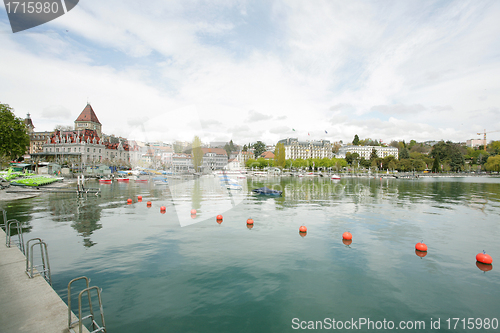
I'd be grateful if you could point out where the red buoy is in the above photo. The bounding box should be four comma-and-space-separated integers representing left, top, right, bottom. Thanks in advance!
415, 249, 427, 258
415, 242, 428, 252
247, 218, 254, 225
299, 226, 307, 233
146, 201, 152, 207
191, 209, 197, 215
127, 198, 132, 203
342, 232, 352, 240
216, 215, 223, 221
476, 251, 493, 265
138, 195, 143, 201
342, 239, 352, 246
160, 206, 166, 212
476, 261, 493, 272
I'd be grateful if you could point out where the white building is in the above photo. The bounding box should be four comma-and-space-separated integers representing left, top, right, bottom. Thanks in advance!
337, 145, 398, 159
277, 138, 332, 160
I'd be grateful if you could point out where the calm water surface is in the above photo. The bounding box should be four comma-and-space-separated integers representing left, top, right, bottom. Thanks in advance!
2, 176, 500, 332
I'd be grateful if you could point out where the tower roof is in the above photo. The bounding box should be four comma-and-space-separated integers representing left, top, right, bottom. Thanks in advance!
75, 103, 101, 124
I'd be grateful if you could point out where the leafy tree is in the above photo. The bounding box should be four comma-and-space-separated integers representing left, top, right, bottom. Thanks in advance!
332, 141, 341, 153
352, 134, 360, 146
224, 140, 236, 157
252, 141, 266, 158
432, 156, 441, 173
485, 155, 500, 172
274, 142, 286, 169
345, 152, 359, 165
359, 157, 371, 168
245, 158, 259, 169
242, 144, 248, 152
191, 136, 203, 172
369, 148, 378, 161
0, 103, 30, 160
399, 147, 410, 160
488, 141, 500, 155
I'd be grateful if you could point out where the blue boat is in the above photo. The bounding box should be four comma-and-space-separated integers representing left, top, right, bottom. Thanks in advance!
251, 187, 282, 196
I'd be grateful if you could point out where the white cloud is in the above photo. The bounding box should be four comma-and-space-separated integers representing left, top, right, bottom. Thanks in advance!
1, 0, 500, 144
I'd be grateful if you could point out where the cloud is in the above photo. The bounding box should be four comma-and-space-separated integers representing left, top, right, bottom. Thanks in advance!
41, 105, 71, 119
246, 110, 273, 122
370, 104, 426, 115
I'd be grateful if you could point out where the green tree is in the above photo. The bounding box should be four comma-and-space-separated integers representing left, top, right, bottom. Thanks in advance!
485, 155, 500, 172
432, 156, 441, 173
488, 141, 500, 155
245, 158, 259, 169
191, 136, 203, 172
352, 134, 360, 146
399, 147, 410, 160
0, 103, 30, 160
252, 141, 266, 158
242, 144, 248, 152
274, 142, 286, 169
224, 140, 236, 157
370, 148, 378, 161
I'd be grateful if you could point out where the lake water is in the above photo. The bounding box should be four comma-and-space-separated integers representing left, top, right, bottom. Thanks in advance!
2, 175, 500, 332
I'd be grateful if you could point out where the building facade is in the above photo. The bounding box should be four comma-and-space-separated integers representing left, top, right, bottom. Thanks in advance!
277, 138, 333, 160
337, 145, 399, 159
201, 148, 228, 170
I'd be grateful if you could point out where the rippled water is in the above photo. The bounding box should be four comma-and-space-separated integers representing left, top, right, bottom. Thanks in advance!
2, 176, 500, 332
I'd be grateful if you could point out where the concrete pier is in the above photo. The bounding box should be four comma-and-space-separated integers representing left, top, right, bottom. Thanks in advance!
0, 228, 89, 333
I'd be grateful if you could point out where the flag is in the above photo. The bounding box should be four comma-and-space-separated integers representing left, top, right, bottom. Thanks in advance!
308, 133, 310, 136
325, 130, 328, 134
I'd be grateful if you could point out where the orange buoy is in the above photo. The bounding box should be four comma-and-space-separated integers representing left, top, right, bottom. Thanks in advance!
146, 201, 152, 207
415, 249, 427, 258
476, 251, 493, 265
191, 209, 197, 215
247, 218, 254, 225
299, 226, 307, 233
342, 232, 352, 240
138, 195, 142, 201
127, 198, 132, 203
476, 261, 493, 272
216, 214, 223, 221
160, 206, 166, 212
415, 242, 427, 252
342, 239, 352, 246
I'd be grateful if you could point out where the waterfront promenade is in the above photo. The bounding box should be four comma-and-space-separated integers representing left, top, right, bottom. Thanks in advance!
0, 228, 89, 333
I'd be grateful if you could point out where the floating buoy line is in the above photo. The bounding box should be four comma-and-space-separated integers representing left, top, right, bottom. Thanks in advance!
124, 199, 494, 271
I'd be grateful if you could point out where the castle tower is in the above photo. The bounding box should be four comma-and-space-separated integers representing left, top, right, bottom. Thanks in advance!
74, 103, 102, 137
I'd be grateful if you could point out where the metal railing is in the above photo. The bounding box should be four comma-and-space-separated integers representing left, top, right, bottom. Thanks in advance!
68, 276, 106, 333
25, 238, 51, 285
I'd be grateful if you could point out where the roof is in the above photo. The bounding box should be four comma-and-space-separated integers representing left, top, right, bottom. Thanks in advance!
201, 148, 227, 156
24, 114, 34, 128
75, 104, 101, 124
261, 151, 275, 159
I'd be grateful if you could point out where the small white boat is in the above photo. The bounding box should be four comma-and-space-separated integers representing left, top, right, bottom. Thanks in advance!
226, 183, 242, 190
331, 174, 341, 180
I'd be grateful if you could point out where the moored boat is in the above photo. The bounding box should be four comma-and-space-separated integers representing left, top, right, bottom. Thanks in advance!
331, 174, 341, 180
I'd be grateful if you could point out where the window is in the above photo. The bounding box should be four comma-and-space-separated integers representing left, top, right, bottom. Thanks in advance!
87, 148, 89, 152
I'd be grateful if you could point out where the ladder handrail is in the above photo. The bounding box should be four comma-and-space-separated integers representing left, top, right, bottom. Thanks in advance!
68, 276, 92, 329
6, 219, 25, 254
25, 239, 51, 285
78, 286, 106, 333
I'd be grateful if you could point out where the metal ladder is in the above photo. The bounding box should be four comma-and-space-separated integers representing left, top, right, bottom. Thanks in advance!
25, 238, 51, 285
5, 219, 25, 254
68, 276, 106, 333
0, 208, 6, 229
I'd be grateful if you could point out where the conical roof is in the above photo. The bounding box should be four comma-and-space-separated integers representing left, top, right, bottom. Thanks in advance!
75, 103, 101, 124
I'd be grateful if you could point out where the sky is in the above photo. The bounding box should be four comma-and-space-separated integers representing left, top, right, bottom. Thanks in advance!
1, 0, 500, 146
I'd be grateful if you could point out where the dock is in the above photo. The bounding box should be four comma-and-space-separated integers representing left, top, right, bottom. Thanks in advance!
0, 228, 89, 333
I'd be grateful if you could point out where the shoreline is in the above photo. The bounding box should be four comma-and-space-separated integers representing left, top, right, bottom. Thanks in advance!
0, 179, 77, 202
